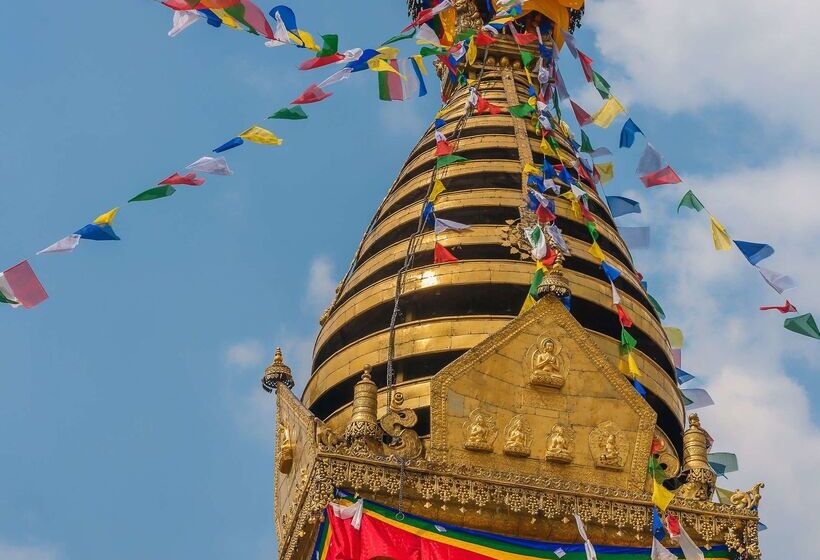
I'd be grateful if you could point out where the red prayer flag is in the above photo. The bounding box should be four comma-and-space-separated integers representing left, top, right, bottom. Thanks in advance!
536, 204, 556, 224
542, 248, 558, 267
570, 100, 592, 126
578, 51, 594, 82
291, 84, 333, 104
298, 53, 344, 70
159, 172, 204, 186
581, 205, 596, 223
1, 260, 48, 309
474, 32, 496, 47
435, 140, 453, 156
434, 242, 459, 263
576, 163, 594, 186
475, 95, 502, 115
616, 304, 633, 327
640, 165, 682, 188
760, 300, 797, 313
666, 513, 681, 539
512, 31, 538, 45
650, 436, 664, 455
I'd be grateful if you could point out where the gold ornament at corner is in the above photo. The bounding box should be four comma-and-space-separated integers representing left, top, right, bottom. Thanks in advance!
730, 483, 764, 510
527, 337, 569, 389
462, 408, 498, 452
379, 391, 423, 461
589, 420, 627, 470
276, 423, 294, 474
315, 418, 342, 451
545, 423, 575, 463
503, 415, 533, 457
261, 347, 294, 391
343, 365, 384, 455
677, 413, 717, 501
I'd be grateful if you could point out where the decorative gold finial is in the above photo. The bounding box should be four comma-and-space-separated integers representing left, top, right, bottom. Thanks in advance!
537, 234, 571, 299
677, 413, 717, 501
343, 365, 383, 454
262, 347, 294, 392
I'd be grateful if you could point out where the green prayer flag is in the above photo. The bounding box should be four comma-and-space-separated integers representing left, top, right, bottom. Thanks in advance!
620, 327, 637, 351
268, 106, 308, 120
520, 51, 535, 68
529, 268, 545, 296
381, 29, 415, 46
509, 103, 535, 118
647, 293, 666, 320
419, 46, 448, 57
316, 34, 339, 57
784, 313, 820, 340
552, 90, 561, 120
0, 291, 18, 305
580, 130, 594, 153
547, 135, 560, 154
455, 29, 477, 41
129, 185, 176, 203
585, 221, 599, 241
435, 155, 468, 169
591, 70, 611, 99
677, 190, 705, 213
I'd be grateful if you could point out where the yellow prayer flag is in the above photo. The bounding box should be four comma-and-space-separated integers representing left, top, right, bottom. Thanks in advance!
466, 38, 477, 65
212, 9, 241, 29
522, 163, 542, 176
93, 207, 119, 225
591, 96, 626, 128
368, 58, 403, 77
239, 126, 283, 146
557, 120, 572, 138
376, 46, 400, 59
524, 66, 533, 85
588, 240, 605, 262
710, 216, 732, 251
490, 16, 515, 25
411, 55, 428, 75
519, 293, 536, 315
570, 198, 582, 219
428, 180, 446, 203
664, 327, 684, 349
652, 479, 676, 512
624, 352, 641, 379
291, 30, 320, 51
595, 162, 614, 185
541, 137, 558, 157
439, 5, 456, 45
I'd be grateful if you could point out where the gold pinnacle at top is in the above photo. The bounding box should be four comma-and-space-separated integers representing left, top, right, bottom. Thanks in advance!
261, 347, 294, 392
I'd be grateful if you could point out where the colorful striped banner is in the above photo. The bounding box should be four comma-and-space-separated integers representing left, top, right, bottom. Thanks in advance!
311, 495, 732, 560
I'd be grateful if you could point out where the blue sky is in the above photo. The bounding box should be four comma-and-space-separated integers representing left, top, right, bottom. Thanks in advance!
0, 1, 817, 558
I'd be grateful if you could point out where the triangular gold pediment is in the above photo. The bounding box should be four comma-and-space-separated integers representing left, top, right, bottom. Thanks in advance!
430, 296, 657, 491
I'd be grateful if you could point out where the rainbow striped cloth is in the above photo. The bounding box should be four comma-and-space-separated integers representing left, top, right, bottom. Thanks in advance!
312, 494, 732, 559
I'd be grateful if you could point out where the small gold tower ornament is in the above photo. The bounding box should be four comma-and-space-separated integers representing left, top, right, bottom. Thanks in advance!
677, 413, 718, 501
343, 366, 383, 454
261, 347, 294, 391
537, 235, 571, 299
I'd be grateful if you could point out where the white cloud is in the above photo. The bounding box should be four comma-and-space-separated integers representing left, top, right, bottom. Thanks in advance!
0, 541, 59, 560
305, 255, 338, 312
225, 339, 266, 369
584, 0, 820, 143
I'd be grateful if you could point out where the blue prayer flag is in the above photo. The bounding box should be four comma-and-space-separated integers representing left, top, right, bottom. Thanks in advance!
619, 118, 643, 148
527, 174, 546, 192
214, 137, 244, 153
676, 368, 695, 384
606, 195, 642, 218
543, 162, 557, 179
422, 202, 435, 224
526, 191, 540, 211
561, 294, 571, 310
734, 240, 774, 265
197, 9, 222, 27
558, 167, 573, 185
652, 508, 665, 541
75, 223, 120, 241
600, 261, 621, 282
346, 49, 379, 72
434, 118, 446, 129
633, 378, 647, 397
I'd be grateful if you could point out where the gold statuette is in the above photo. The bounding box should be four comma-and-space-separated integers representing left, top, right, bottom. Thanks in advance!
589, 421, 627, 470
528, 337, 569, 389
462, 408, 498, 453
276, 423, 294, 474
545, 423, 575, 463
503, 415, 532, 457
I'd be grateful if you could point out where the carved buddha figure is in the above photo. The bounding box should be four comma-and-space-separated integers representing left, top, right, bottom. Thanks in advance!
545, 423, 574, 463
600, 434, 621, 466
276, 423, 294, 474
589, 421, 626, 470
463, 408, 497, 452
503, 415, 532, 457
530, 337, 567, 389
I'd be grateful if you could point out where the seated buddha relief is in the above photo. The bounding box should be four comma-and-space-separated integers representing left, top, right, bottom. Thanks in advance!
589, 420, 627, 470
462, 408, 498, 453
527, 337, 569, 389
544, 423, 575, 463
503, 415, 532, 457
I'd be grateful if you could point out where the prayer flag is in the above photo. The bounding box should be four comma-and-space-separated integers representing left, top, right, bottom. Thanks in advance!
382, 28, 416, 46
414, 24, 442, 46
578, 51, 594, 82
759, 300, 797, 313
652, 508, 665, 541
159, 172, 204, 186
268, 106, 307, 120
601, 261, 621, 282
708, 452, 738, 474
677, 190, 704, 213
591, 97, 625, 128
572, 513, 597, 560
93, 208, 119, 226
636, 144, 663, 175
548, 224, 570, 254
525, 226, 548, 260
619, 119, 643, 148
378, 58, 427, 101
129, 185, 176, 203
239, 125, 282, 145
651, 539, 677, 560
641, 166, 682, 188
368, 57, 402, 75
562, 31, 579, 58
434, 218, 470, 234
428, 180, 446, 202
571, 100, 592, 126
436, 155, 467, 168
434, 242, 458, 263
422, 202, 435, 225
664, 327, 684, 348
168, 10, 200, 37
0, 261, 48, 308
554, 67, 571, 100
37, 234, 81, 256
75, 223, 119, 241
401, 0, 452, 32
620, 327, 637, 351
316, 33, 339, 57
186, 156, 232, 176
606, 196, 641, 218
529, 267, 546, 297
509, 103, 535, 118
648, 293, 665, 319
588, 240, 605, 262
616, 304, 633, 327
435, 139, 453, 156
652, 479, 675, 511
214, 137, 244, 153
474, 31, 496, 47
784, 313, 820, 340
710, 216, 732, 251
475, 94, 502, 114
594, 162, 614, 185
591, 71, 611, 99
318, 67, 353, 88
620, 226, 650, 249
298, 53, 344, 70
756, 265, 797, 294
291, 83, 332, 104
676, 368, 695, 384
512, 30, 538, 45
682, 388, 714, 410
678, 523, 706, 560
520, 293, 536, 314
734, 240, 774, 265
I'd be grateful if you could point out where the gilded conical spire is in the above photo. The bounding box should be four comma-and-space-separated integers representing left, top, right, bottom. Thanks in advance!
261, 347, 294, 392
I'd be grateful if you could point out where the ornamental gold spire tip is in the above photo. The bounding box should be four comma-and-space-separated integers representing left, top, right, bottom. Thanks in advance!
262, 346, 294, 392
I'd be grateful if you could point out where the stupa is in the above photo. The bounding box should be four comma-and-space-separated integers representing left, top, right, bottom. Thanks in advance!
264, 1, 763, 558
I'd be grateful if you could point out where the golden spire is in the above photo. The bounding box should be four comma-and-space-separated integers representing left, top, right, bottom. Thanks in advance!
343, 365, 382, 453
261, 347, 294, 392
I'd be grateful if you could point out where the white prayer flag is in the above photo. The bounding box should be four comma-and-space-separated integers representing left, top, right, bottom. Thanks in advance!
562, 31, 579, 59
415, 24, 442, 47
637, 143, 663, 175
329, 499, 364, 530
37, 234, 81, 256
434, 218, 470, 234
651, 538, 678, 560
319, 67, 353, 89
678, 523, 705, 560
186, 156, 233, 176
756, 265, 797, 294
572, 513, 598, 560
524, 226, 547, 260
169, 10, 200, 38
